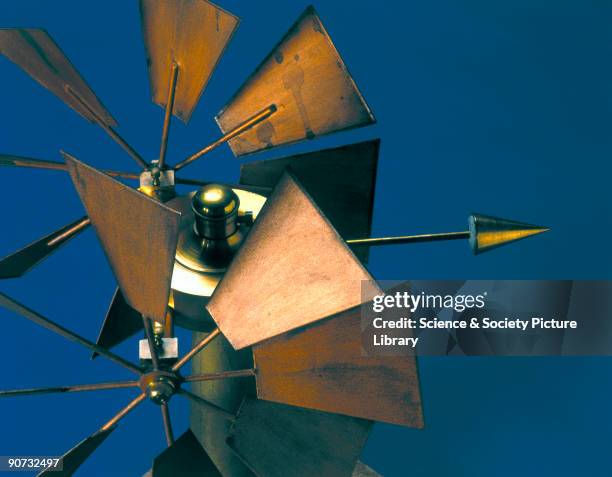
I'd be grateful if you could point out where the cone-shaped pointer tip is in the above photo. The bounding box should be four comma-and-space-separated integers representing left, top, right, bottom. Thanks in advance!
468, 213, 549, 255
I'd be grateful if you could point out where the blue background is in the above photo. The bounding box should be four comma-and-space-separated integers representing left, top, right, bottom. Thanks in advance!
1, 1, 611, 475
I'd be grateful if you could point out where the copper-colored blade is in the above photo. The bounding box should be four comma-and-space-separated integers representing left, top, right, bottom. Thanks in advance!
239, 140, 380, 263
92, 288, 143, 359
0, 29, 116, 126
140, 0, 239, 123
253, 303, 423, 428
64, 152, 181, 323
207, 171, 381, 349
190, 332, 256, 477
227, 399, 372, 477
151, 429, 221, 477
37, 427, 115, 477
353, 461, 381, 477
0, 216, 90, 279
216, 6, 375, 156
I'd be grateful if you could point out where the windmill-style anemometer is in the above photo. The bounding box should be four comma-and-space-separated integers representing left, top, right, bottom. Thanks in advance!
0, 2, 549, 476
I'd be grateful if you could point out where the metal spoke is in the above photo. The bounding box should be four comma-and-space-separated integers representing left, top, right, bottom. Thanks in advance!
142, 315, 161, 370
0, 380, 139, 398
347, 231, 470, 247
65, 85, 148, 169
0, 292, 142, 375
177, 389, 235, 422
173, 105, 277, 171
158, 62, 179, 169
160, 403, 174, 447
183, 369, 255, 383
100, 393, 147, 431
171, 328, 221, 372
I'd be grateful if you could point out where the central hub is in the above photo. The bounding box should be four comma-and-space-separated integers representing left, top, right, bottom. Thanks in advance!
192, 184, 240, 239
139, 371, 181, 405
175, 184, 247, 273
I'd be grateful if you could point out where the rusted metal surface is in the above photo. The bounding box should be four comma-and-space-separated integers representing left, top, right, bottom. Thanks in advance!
239, 139, 380, 263
0, 28, 116, 126
227, 399, 372, 477
151, 430, 221, 477
190, 332, 256, 477
92, 288, 143, 359
253, 303, 424, 428
207, 172, 380, 349
64, 153, 181, 323
37, 428, 116, 477
216, 6, 375, 156
140, 0, 239, 123
0, 216, 90, 279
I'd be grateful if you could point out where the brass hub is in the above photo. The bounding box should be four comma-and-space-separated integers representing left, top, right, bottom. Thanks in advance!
139, 371, 181, 405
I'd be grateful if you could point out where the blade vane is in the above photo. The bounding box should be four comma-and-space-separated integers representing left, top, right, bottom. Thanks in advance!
140, 0, 239, 123
228, 399, 372, 477
207, 171, 380, 349
64, 153, 181, 323
216, 6, 375, 156
253, 301, 424, 428
239, 140, 380, 263
0, 28, 116, 126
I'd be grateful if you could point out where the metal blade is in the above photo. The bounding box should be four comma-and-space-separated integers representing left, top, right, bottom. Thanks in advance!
469, 213, 550, 254
227, 399, 372, 477
37, 428, 115, 477
353, 461, 381, 477
253, 302, 423, 428
216, 6, 375, 156
0, 216, 90, 279
151, 429, 221, 477
207, 171, 381, 349
0, 29, 116, 126
140, 0, 239, 123
92, 288, 143, 359
239, 139, 380, 263
64, 152, 181, 323
190, 332, 256, 477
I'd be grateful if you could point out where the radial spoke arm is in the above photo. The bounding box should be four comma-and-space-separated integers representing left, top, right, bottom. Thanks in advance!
173, 104, 277, 171
183, 369, 256, 383
100, 393, 147, 431
65, 86, 149, 170
158, 62, 179, 169
0, 292, 142, 375
0, 380, 139, 398
171, 328, 221, 372
160, 403, 175, 447
142, 315, 161, 371
0, 216, 91, 279
346, 231, 470, 247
